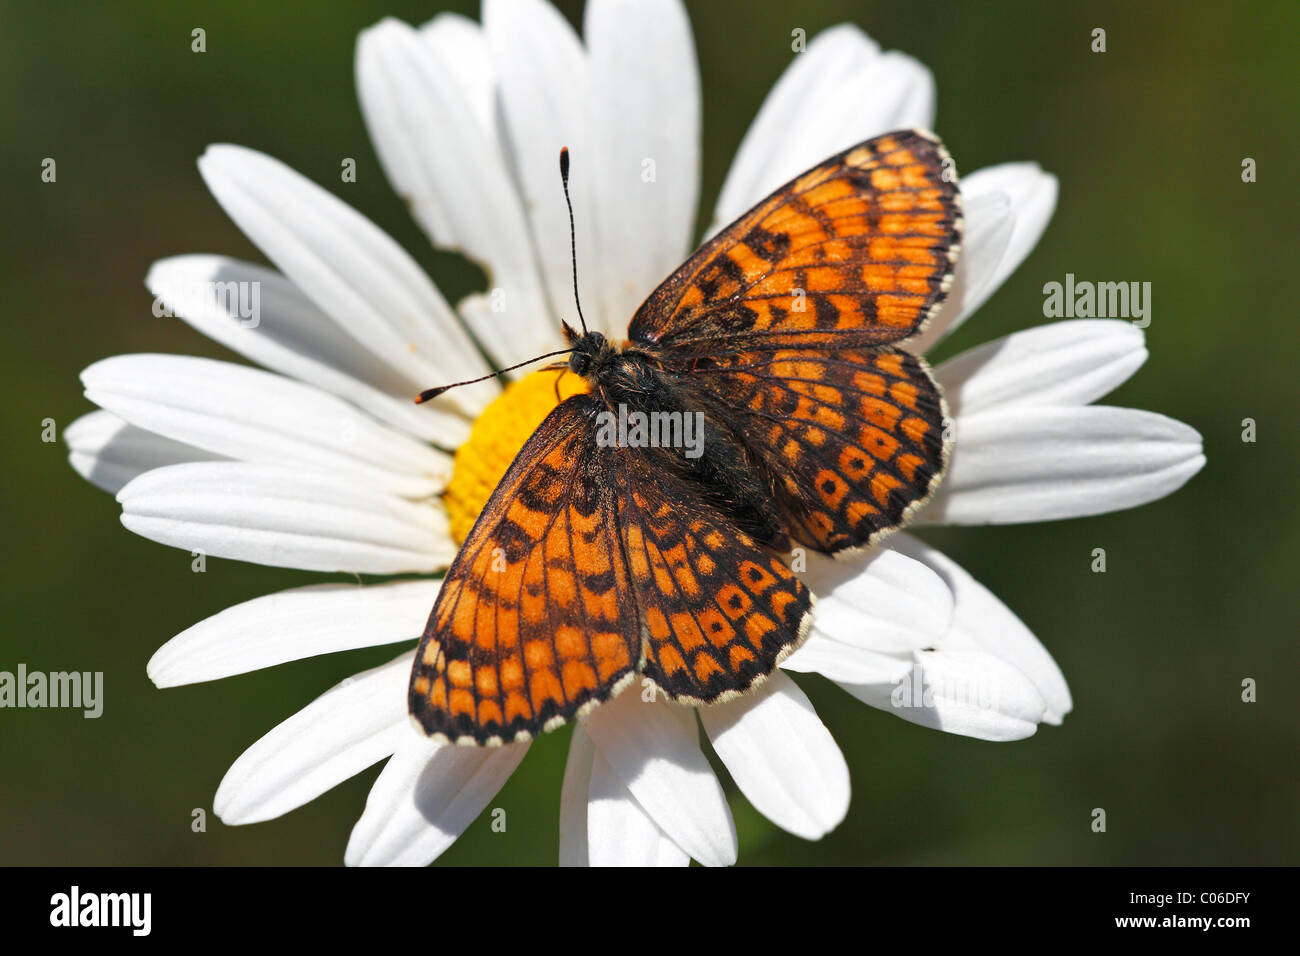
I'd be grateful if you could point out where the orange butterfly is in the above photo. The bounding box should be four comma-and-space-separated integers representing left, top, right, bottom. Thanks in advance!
410, 130, 961, 745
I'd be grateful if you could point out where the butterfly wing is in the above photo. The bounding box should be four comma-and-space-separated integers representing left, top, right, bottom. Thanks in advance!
410, 394, 814, 742
625, 129, 959, 555
410, 395, 642, 745
628, 129, 960, 354
610, 441, 812, 705
681, 346, 948, 554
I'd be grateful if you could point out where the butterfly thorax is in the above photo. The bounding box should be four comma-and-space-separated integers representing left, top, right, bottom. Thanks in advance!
565, 326, 790, 550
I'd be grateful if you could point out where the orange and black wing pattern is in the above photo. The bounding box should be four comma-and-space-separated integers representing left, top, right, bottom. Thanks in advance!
411, 129, 959, 742
410, 393, 815, 742
410, 395, 641, 745
628, 129, 961, 354
611, 446, 813, 705
683, 347, 948, 555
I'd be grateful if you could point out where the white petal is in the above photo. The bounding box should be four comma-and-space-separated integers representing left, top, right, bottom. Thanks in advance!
838, 646, 1048, 741
558, 725, 596, 866
148, 579, 438, 687
82, 354, 450, 498
891, 534, 1071, 722
782, 633, 911, 686
916, 162, 1058, 349
356, 18, 560, 368
700, 672, 849, 840
485, 0, 603, 331
345, 734, 528, 867
712, 26, 934, 229
146, 255, 471, 446
581, 689, 736, 866
801, 547, 952, 654
418, 15, 498, 146
716, 25, 874, 225
197, 144, 496, 416
586, 0, 700, 331
64, 409, 218, 494
588, 749, 690, 867
564, 722, 691, 867
455, 291, 567, 381
962, 163, 1059, 281
924, 406, 1206, 524
819, 541, 1066, 740
937, 320, 1148, 417
116, 462, 455, 573
215, 652, 413, 825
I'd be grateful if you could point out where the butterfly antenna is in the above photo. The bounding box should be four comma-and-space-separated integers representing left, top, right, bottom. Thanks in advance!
414, 349, 575, 404
559, 147, 589, 336
418, 149, 589, 406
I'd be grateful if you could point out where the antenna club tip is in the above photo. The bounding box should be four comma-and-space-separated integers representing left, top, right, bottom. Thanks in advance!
559, 147, 570, 178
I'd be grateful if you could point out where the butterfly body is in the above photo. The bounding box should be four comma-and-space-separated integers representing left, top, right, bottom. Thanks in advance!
412, 130, 962, 745
566, 324, 792, 549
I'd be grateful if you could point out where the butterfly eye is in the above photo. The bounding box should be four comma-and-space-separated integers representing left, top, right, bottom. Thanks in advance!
569, 352, 591, 375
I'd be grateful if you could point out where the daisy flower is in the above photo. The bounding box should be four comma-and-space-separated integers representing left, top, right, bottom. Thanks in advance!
66, 0, 1204, 867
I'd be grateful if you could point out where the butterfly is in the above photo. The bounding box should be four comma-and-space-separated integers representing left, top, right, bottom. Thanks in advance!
410, 129, 962, 745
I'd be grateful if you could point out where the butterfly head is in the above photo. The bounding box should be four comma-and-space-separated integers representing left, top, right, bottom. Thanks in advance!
563, 322, 616, 379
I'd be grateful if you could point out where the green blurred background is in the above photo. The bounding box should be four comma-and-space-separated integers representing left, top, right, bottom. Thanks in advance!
2, 0, 1296, 865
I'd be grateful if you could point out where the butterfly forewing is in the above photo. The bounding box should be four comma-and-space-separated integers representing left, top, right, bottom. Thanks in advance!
628, 129, 960, 353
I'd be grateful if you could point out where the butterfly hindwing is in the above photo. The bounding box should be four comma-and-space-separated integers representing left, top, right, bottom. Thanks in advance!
679, 346, 948, 554
410, 395, 641, 745
611, 445, 813, 704
628, 129, 961, 353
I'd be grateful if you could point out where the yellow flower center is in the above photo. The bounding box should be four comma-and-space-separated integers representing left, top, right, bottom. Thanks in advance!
443, 368, 590, 544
